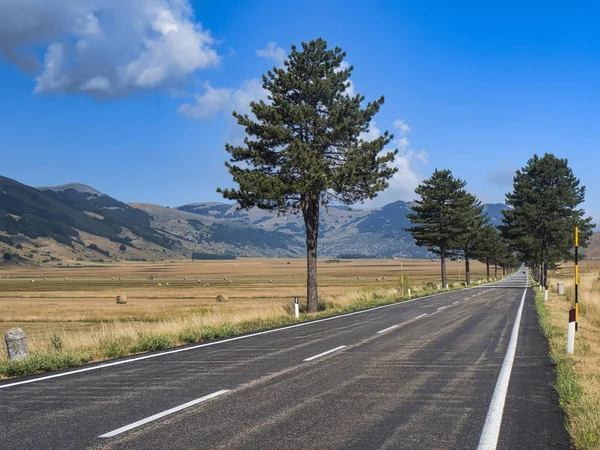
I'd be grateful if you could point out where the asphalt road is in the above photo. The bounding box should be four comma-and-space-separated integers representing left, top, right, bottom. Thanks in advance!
0, 270, 570, 449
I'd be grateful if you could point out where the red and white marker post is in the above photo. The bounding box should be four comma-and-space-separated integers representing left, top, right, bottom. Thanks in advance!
567, 308, 576, 354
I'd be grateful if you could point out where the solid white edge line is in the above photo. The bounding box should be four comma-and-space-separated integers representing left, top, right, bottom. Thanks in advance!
414, 313, 428, 319
98, 389, 230, 438
376, 324, 399, 334
0, 273, 521, 390
452, 301, 460, 305
303, 345, 347, 362
477, 287, 527, 450
437, 306, 447, 311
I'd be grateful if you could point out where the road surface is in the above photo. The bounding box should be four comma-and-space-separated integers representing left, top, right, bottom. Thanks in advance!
0, 270, 570, 449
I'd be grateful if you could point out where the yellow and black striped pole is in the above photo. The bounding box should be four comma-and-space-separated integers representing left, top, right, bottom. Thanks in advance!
575, 226, 579, 332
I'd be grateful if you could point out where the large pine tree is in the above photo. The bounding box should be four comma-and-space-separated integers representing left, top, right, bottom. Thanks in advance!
501, 153, 594, 286
218, 39, 397, 312
404, 169, 471, 288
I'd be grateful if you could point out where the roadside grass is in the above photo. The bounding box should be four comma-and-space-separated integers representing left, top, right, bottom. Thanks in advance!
0, 277, 493, 379
536, 269, 600, 450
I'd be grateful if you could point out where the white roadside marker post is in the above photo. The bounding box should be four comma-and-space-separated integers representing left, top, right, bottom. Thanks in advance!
407, 288, 411, 299
544, 286, 549, 302
294, 296, 299, 319
567, 308, 576, 354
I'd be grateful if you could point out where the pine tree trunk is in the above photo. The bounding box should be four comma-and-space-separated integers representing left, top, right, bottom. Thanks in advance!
303, 196, 319, 313
441, 253, 447, 289
502, 266, 506, 277
494, 264, 498, 279
465, 257, 471, 286
486, 259, 490, 282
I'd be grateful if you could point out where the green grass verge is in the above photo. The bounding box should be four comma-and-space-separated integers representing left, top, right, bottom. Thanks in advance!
535, 290, 600, 449
0, 280, 494, 380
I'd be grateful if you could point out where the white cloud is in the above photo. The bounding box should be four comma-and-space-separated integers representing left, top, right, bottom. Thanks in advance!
178, 78, 267, 118
393, 119, 411, 135
396, 136, 410, 150
0, 0, 220, 97
179, 78, 269, 145
360, 121, 381, 142
337, 60, 355, 97
363, 118, 429, 206
256, 42, 286, 66
178, 83, 234, 119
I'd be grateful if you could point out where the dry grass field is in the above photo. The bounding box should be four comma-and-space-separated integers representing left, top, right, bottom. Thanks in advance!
0, 258, 491, 371
542, 260, 600, 449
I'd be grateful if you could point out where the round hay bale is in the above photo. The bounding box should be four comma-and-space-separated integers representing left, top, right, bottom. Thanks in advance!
31, 279, 35, 283
64, 277, 68, 281
119, 277, 123, 281
116, 295, 127, 304
357, 276, 360, 279
197, 279, 202, 283
228, 279, 232, 283
147, 275, 154, 280
157, 283, 163, 287
111, 277, 115, 280
216, 294, 228, 303
43, 277, 47, 280
205, 283, 210, 287
269, 279, 273, 283
293, 276, 297, 279
183, 277, 188, 280
165, 282, 169, 287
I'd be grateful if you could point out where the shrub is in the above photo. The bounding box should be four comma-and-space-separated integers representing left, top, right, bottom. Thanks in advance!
0, 352, 93, 378
100, 338, 131, 359
132, 334, 173, 353
178, 328, 200, 344
49, 333, 64, 352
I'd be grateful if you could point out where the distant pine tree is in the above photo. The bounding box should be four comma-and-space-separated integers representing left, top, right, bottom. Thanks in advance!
404, 169, 472, 288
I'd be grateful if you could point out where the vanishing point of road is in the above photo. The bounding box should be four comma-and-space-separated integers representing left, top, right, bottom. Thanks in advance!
0, 270, 570, 449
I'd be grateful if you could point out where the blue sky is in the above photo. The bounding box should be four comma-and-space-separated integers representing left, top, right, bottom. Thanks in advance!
0, 0, 598, 222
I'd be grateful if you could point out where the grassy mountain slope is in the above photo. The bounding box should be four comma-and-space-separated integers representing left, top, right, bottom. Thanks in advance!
0, 174, 514, 263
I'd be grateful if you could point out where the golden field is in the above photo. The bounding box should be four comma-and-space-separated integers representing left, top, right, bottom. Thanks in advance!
0, 258, 490, 365
544, 260, 600, 449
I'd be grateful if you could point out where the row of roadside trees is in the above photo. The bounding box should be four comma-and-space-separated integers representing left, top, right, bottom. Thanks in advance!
404, 154, 594, 289
404, 169, 518, 289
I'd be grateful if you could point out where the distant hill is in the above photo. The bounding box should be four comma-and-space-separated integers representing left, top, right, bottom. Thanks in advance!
0, 174, 511, 263
483, 203, 509, 227
584, 232, 600, 260
174, 199, 509, 259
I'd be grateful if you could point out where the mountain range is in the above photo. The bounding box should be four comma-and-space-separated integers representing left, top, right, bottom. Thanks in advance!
0, 174, 512, 263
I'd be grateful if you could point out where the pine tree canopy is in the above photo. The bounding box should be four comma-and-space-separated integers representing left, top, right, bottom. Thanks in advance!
217, 38, 398, 212
454, 191, 486, 258
501, 153, 595, 269
404, 169, 470, 256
